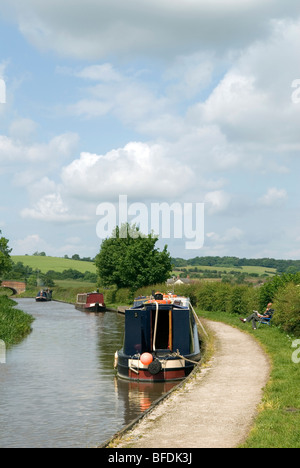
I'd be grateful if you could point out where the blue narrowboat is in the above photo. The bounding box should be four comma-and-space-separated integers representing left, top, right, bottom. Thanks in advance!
35, 289, 52, 302
115, 293, 201, 382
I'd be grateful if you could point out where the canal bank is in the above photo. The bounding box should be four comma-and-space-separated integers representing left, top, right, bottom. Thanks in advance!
104, 320, 270, 449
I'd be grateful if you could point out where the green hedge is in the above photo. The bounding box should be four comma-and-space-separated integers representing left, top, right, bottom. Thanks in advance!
103, 274, 300, 337
273, 283, 300, 336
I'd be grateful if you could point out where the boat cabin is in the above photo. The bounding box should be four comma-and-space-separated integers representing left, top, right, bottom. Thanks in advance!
117, 296, 201, 382
76, 292, 106, 313
123, 303, 197, 357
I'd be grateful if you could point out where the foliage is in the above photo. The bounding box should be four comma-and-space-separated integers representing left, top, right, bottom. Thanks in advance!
0, 296, 34, 346
259, 272, 300, 309
190, 282, 260, 316
273, 283, 300, 336
9, 259, 97, 285
171, 255, 300, 274
95, 224, 172, 290
0, 231, 13, 278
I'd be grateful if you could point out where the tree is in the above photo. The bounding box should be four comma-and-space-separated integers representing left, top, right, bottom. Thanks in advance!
95, 224, 172, 290
0, 231, 13, 278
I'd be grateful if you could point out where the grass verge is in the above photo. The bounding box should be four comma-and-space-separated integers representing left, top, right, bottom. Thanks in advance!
198, 309, 300, 448
0, 295, 34, 347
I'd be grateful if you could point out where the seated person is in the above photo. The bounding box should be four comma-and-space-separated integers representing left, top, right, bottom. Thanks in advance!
239, 303, 273, 330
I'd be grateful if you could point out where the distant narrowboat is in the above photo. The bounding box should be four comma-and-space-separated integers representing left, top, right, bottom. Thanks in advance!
75, 292, 106, 313
115, 293, 201, 382
36, 289, 52, 302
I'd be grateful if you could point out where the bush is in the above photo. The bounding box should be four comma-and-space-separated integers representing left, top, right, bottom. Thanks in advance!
273, 283, 300, 336
194, 282, 259, 316
103, 288, 117, 305
227, 285, 259, 315
0, 296, 34, 346
259, 272, 300, 310
115, 288, 133, 305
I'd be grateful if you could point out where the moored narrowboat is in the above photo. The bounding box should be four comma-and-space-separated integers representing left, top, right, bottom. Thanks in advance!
36, 289, 52, 302
75, 292, 106, 313
115, 293, 201, 382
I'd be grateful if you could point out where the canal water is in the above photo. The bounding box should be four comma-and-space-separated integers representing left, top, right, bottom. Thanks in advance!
0, 299, 177, 448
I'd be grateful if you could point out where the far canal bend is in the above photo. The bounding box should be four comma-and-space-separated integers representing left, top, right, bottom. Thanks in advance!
0, 299, 178, 448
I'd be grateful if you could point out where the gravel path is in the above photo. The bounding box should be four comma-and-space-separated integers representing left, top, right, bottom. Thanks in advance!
111, 320, 270, 449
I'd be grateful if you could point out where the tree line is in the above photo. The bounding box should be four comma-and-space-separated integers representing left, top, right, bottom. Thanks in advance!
171, 256, 300, 273
9, 262, 97, 286
32, 252, 95, 262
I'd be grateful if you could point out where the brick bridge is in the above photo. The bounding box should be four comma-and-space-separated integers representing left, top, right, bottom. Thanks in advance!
1, 281, 26, 295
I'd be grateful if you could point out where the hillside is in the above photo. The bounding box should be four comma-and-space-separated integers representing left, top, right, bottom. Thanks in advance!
12, 256, 96, 274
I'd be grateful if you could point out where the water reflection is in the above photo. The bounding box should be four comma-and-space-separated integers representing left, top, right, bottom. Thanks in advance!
0, 299, 178, 448
116, 379, 177, 425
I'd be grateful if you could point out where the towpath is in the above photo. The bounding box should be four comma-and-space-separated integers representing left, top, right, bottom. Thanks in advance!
109, 320, 270, 448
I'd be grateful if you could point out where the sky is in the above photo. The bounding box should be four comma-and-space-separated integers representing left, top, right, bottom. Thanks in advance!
0, 0, 300, 260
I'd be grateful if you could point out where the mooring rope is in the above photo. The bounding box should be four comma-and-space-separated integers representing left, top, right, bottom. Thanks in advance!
190, 303, 209, 338
171, 350, 201, 366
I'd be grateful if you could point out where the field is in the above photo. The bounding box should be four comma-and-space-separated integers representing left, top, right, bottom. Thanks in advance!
173, 264, 276, 275
12, 256, 276, 280
12, 256, 97, 274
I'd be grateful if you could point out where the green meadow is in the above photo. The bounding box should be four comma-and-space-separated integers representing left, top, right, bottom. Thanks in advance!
12, 255, 96, 274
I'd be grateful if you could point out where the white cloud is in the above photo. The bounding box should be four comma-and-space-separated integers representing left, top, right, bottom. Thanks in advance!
199, 72, 269, 129
75, 64, 121, 82
21, 192, 89, 223
204, 191, 232, 214
258, 188, 288, 206
61, 141, 194, 201
12, 233, 92, 257
0, 132, 79, 167
2, 0, 299, 59
12, 234, 48, 255
9, 118, 38, 143
206, 227, 244, 243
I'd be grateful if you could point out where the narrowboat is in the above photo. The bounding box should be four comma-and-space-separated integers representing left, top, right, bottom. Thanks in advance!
75, 291, 106, 313
36, 289, 52, 302
115, 293, 201, 382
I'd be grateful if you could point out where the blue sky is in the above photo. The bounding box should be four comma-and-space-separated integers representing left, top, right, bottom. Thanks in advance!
1, 0, 300, 260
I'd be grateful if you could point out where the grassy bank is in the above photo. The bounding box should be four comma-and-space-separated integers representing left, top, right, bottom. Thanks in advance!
198, 309, 300, 448
0, 295, 35, 347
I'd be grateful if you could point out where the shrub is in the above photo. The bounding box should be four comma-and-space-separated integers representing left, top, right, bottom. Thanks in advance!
273, 283, 300, 336
0, 296, 34, 346
115, 288, 133, 305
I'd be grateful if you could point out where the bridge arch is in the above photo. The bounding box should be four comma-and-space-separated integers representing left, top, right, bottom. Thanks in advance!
1, 281, 26, 296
